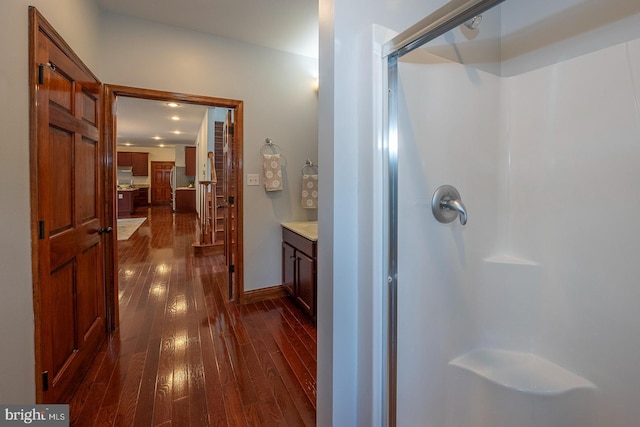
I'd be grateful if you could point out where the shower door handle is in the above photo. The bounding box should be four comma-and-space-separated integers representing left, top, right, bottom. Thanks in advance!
432, 185, 468, 225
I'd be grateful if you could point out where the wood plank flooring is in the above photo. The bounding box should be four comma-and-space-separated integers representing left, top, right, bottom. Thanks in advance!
69, 205, 317, 426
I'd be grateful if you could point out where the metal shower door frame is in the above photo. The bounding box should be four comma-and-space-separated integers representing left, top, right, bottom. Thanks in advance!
381, 0, 506, 425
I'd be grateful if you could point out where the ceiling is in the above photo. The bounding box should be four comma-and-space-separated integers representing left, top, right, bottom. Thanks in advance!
116, 97, 210, 148
101, 0, 318, 149
97, 0, 319, 59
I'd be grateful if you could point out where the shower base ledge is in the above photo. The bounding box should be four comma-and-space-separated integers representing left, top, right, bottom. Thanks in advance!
449, 348, 595, 394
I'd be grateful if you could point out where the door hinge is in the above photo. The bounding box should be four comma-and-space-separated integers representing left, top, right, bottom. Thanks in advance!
42, 371, 49, 391
39, 221, 45, 240
37, 62, 55, 85
229, 264, 235, 274
38, 64, 45, 85
228, 195, 234, 205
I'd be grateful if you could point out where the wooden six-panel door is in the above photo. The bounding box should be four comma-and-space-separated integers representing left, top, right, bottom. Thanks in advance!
151, 161, 174, 205
30, 8, 107, 403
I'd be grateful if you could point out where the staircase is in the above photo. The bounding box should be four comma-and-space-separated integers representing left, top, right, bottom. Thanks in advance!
214, 122, 226, 243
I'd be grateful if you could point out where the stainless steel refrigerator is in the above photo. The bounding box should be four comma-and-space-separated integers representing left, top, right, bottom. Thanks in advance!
170, 166, 190, 211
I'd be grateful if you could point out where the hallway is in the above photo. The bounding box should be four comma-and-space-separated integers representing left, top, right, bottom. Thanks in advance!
69, 206, 317, 426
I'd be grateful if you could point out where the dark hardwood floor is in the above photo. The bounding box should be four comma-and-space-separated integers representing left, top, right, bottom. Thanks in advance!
69, 205, 317, 426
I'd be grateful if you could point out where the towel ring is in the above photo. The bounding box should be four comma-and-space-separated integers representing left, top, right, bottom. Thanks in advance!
302, 159, 318, 175
260, 137, 281, 155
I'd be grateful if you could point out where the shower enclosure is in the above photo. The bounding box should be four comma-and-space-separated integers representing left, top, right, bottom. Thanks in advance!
384, 0, 640, 425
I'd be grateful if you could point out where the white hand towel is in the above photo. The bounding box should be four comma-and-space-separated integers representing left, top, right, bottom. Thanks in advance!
263, 153, 282, 192
302, 174, 318, 209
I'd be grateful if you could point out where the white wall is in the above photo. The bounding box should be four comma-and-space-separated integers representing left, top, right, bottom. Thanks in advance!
0, 0, 101, 403
500, 39, 640, 427
99, 11, 318, 292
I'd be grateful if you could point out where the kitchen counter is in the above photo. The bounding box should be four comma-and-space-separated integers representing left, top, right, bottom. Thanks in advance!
117, 184, 150, 192
281, 221, 318, 241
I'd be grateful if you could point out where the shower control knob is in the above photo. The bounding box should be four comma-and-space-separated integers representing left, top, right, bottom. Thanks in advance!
432, 185, 468, 226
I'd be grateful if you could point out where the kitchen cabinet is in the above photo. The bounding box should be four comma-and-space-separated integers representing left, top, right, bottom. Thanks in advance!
134, 187, 148, 208
282, 226, 317, 323
117, 151, 148, 176
185, 146, 196, 176
117, 152, 132, 166
131, 152, 148, 176
185, 146, 196, 177
175, 188, 196, 212
117, 190, 135, 216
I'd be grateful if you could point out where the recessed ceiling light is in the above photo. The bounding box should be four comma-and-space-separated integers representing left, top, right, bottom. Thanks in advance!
124, 142, 132, 146
172, 130, 182, 135
159, 144, 165, 148
151, 136, 162, 140
166, 102, 180, 108
171, 116, 181, 121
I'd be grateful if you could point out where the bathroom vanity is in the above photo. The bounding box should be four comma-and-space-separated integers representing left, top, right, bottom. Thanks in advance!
281, 222, 317, 323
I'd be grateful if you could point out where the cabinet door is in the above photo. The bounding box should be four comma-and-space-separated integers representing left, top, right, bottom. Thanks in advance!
132, 152, 148, 176
282, 242, 296, 296
185, 146, 196, 176
175, 190, 196, 212
117, 191, 133, 216
134, 188, 148, 207
117, 151, 132, 166
296, 251, 316, 319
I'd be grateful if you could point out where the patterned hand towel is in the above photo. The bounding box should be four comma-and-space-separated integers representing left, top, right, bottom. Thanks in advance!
302, 174, 318, 209
263, 153, 282, 192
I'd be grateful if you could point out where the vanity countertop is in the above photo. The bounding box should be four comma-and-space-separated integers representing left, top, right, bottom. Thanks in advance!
281, 221, 318, 241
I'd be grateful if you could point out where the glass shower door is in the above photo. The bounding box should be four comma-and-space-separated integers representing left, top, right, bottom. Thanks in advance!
389, 0, 640, 425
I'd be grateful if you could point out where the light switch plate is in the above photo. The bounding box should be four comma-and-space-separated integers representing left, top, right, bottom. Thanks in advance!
247, 174, 260, 186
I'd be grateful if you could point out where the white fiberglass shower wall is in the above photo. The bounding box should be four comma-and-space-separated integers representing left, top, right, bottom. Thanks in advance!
390, 1, 640, 425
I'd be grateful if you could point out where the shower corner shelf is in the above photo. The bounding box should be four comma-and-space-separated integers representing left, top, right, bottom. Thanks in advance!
483, 255, 538, 266
448, 348, 595, 395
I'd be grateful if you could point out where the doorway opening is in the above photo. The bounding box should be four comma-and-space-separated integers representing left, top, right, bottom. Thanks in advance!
104, 85, 244, 332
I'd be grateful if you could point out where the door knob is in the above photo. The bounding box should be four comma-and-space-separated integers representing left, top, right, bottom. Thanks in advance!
98, 226, 113, 234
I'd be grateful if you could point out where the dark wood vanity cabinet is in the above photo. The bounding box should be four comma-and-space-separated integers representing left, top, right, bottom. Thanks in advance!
282, 227, 317, 323
282, 242, 296, 296
295, 251, 315, 318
